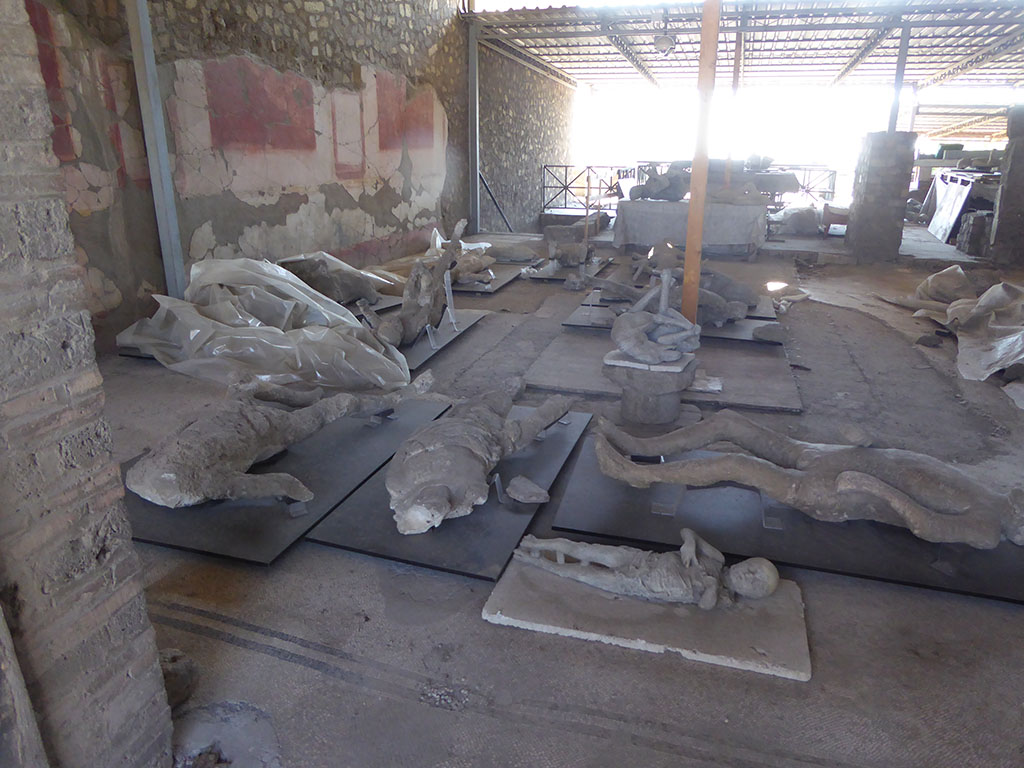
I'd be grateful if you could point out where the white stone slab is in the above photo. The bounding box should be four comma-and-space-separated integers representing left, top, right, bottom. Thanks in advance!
483, 558, 811, 681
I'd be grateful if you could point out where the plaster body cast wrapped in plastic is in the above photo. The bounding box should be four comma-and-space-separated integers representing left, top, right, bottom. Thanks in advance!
117, 258, 410, 394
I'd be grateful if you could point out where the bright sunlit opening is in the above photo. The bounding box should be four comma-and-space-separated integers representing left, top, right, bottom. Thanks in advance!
765, 281, 789, 292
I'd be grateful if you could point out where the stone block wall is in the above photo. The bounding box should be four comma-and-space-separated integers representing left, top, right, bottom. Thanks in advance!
845, 131, 916, 263
479, 47, 574, 233
25, 0, 470, 344
25, 0, 166, 350
990, 135, 1024, 266
0, 0, 172, 763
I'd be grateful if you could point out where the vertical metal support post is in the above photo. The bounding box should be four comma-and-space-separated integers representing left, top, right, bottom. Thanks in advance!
125, 0, 186, 298
889, 24, 911, 133
468, 21, 481, 235
681, 0, 721, 323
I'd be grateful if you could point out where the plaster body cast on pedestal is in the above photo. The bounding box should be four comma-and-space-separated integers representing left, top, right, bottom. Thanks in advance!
386, 382, 572, 534
515, 529, 779, 610
126, 375, 431, 507
593, 273, 750, 328
595, 410, 1024, 549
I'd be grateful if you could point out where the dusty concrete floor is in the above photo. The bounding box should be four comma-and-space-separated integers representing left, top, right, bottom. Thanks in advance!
100, 254, 1024, 767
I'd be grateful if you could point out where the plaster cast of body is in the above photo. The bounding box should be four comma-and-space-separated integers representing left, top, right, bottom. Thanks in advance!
595, 410, 1024, 549
592, 275, 747, 329
515, 529, 779, 609
386, 383, 572, 534
126, 378, 429, 508
278, 254, 382, 305
358, 222, 465, 346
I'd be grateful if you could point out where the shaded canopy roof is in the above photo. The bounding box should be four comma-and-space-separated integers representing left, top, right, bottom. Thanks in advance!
468, 2, 1024, 139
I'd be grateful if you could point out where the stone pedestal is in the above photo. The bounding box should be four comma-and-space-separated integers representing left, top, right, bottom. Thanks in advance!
603, 351, 698, 425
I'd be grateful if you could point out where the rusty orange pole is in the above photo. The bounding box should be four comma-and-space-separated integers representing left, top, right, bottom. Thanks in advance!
681, 0, 722, 322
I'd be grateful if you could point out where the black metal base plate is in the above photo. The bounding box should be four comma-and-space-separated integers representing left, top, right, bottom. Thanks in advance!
562, 304, 781, 344
401, 309, 487, 370
306, 409, 592, 580
552, 436, 1024, 603
123, 398, 449, 564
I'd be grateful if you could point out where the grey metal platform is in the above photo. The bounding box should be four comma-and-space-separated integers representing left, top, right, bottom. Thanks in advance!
525, 332, 803, 413
401, 309, 488, 370
581, 291, 777, 320
123, 398, 449, 564
551, 436, 1024, 603
306, 408, 592, 580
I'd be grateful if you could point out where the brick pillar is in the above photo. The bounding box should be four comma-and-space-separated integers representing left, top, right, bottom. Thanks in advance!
845, 131, 916, 262
990, 108, 1024, 266
0, 0, 172, 765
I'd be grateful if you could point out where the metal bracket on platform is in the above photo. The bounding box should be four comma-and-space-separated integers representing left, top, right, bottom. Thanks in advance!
365, 407, 398, 427
287, 501, 309, 518
761, 496, 786, 531
425, 323, 441, 350
443, 271, 459, 331
490, 472, 509, 505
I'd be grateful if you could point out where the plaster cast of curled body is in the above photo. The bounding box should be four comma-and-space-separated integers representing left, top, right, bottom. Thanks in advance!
594, 410, 1024, 550
386, 382, 572, 534
515, 529, 779, 610
358, 221, 466, 347
126, 375, 431, 508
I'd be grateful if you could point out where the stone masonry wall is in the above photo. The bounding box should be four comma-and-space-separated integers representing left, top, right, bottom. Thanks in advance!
990, 109, 1024, 266
0, 0, 172, 764
147, 0, 470, 242
28, 0, 468, 341
845, 130, 916, 263
26, 0, 166, 349
479, 47, 574, 233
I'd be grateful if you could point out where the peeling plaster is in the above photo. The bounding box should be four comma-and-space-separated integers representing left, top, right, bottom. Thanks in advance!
165, 55, 448, 267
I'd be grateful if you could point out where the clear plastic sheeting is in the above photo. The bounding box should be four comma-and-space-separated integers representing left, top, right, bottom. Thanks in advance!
915, 282, 1024, 382
117, 258, 410, 394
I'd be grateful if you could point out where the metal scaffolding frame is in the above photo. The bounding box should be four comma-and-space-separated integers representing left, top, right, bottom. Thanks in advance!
465, 1, 1024, 140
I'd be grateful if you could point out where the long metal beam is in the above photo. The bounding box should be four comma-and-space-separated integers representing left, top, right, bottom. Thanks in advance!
470, 4, 1024, 28
681, 0, 721, 323
603, 26, 658, 86
124, 0, 186, 298
468, 21, 481, 235
479, 15, 1024, 42
478, 39, 577, 89
918, 26, 1024, 88
928, 110, 1007, 137
832, 17, 899, 84
732, 28, 744, 90
888, 24, 912, 132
